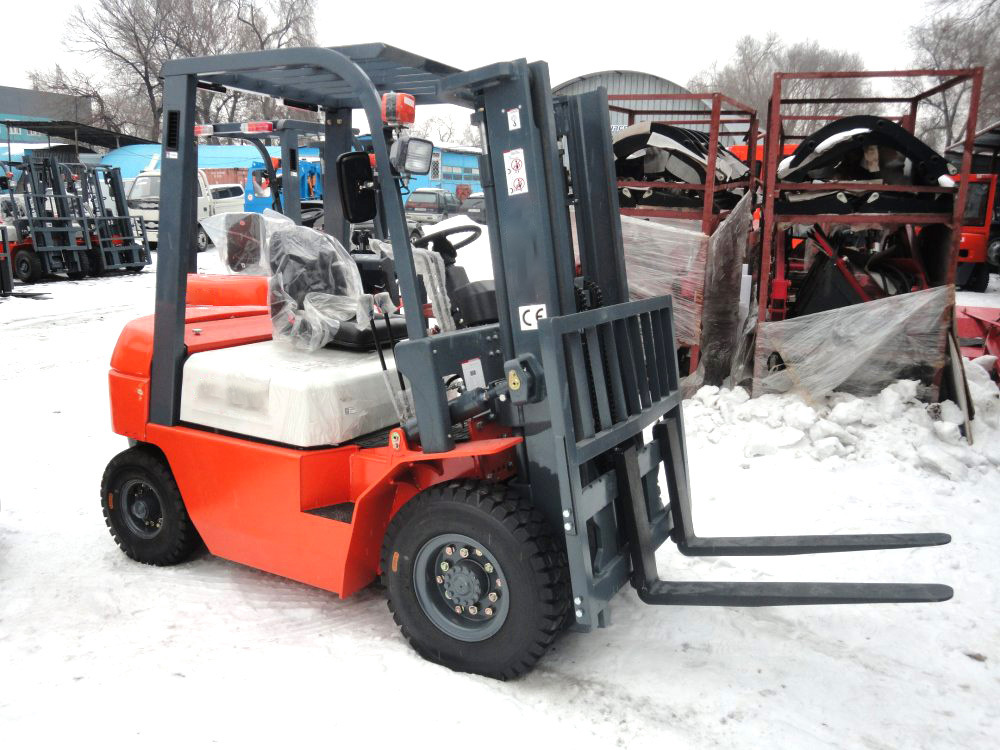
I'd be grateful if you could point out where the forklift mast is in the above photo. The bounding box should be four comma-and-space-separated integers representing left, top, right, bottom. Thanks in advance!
148, 45, 950, 631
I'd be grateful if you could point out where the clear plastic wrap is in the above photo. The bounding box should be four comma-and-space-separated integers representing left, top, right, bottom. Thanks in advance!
620, 215, 708, 347
371, 238, 456, 331
202, 209, 294, 274
753, 286, 952, 399
690, 192, 753, 387
267, 224, 364, 351
179, 340, 402, 447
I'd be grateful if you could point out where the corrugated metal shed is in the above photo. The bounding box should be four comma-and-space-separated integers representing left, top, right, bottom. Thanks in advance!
552, 70, 710, 132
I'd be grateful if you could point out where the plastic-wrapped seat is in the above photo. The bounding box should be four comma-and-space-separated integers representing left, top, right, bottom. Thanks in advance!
268, 224, 407, 351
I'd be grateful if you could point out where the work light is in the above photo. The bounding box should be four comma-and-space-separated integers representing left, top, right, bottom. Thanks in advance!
390, 136, 434, 175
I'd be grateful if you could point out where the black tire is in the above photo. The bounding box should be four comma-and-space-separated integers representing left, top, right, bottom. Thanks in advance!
963, 263, 991, 293
381, 480, 569, 679
13, 249, 42, 283
100, 445, 201, 566
86, 249, 108, 277
67, 252, 90, 280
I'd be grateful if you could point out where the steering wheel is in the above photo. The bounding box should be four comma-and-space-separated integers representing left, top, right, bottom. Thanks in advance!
412, 224, 482, 251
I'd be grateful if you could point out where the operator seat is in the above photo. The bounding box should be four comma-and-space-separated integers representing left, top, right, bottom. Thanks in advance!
420, 232, 499, 327
268, 225, 408, 350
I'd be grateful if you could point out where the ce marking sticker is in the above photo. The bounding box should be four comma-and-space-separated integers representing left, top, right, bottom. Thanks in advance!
518, 304, 547, 330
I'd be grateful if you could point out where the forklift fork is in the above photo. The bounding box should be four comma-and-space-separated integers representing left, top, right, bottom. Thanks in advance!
615, 418, 952, 607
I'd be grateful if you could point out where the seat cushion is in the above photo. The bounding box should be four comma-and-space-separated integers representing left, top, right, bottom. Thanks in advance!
180, 340, 400, 447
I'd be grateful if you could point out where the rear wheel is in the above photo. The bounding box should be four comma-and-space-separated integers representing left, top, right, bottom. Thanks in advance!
87, 249, 108, 276
963, 263, 991, 293
382, 480, 569, 679
100, 445, 201, 565
13, 249, 42, 283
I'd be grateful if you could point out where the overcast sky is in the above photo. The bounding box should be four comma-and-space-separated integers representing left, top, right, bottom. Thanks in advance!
5, 0, 938, 93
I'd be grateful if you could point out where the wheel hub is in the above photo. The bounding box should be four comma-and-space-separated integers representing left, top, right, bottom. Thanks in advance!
120, 479, 163, 540
442, 563, 485, 607
413, 533, 510, 642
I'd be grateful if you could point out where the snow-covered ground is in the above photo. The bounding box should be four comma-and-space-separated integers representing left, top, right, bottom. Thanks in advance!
2, 258, 999, 748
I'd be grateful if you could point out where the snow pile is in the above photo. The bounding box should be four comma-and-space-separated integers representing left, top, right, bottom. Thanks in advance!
684, 359, 1000, 481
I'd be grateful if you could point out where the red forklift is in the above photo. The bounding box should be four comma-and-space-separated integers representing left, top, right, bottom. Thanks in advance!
956, 173, 998, 292
100, 44, 952, 679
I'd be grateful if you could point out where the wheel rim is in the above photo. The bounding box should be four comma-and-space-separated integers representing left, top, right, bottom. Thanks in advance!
413, 533, 510, 642
119, 478, 164, 540
15, 255, 30, 278
197, 229, 208, 251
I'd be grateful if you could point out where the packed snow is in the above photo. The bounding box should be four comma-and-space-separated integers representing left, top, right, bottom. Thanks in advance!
1, 254, 999, 748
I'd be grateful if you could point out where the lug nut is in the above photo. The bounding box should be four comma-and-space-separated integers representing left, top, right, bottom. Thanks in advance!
484, 607, 493, 617
436, 575, 444, 584
495, 579, 503, 588
575, 609, 584, 619
445, 546, 455, 555
440, 561, 450, 572
459, 547, 469, 558
454, 605, 463, 614
574, 597, 582, 606
483, 563, 494, 573
488, 592, 498, 603
468, 605, 478, 615
474, 548, 483, 557
445, 591, 453, 599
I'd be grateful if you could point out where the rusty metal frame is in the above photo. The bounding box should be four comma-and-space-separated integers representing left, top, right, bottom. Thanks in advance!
754, 67, 985, 387
608, 92, 759, 235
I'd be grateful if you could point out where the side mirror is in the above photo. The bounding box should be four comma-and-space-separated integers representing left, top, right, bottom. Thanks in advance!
336, 151, 377, 224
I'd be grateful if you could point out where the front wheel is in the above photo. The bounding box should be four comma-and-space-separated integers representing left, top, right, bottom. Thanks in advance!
381, 481, 569, 679
100, 445, 201, 565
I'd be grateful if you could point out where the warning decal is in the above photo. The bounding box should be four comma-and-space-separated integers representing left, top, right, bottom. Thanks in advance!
503, 148, 529, 196
506, 108, 521, 131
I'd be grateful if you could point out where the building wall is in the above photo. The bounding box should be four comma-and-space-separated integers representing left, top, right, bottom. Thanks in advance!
0, 85, 94, 144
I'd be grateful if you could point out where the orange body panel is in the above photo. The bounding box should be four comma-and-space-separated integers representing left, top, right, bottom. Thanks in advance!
109, 303, 523, 597
187, 274, 268, 306
146, 423, 520, 596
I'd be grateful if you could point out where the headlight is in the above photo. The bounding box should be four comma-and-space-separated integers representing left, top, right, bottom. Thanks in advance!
390, 136, 433, 175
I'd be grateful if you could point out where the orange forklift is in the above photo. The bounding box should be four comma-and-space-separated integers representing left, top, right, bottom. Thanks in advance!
956, 173, 998, 291
100, 44, 952, 679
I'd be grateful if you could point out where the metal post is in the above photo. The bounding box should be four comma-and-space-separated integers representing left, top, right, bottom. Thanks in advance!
280, 128, 302, 224
322, 108, 351, 246
149, 73, 198, 426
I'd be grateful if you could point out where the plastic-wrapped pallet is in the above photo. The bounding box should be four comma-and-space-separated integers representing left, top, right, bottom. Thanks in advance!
619, 215, 708, 348
753, 285, 952, 399
691, 192, 753, 387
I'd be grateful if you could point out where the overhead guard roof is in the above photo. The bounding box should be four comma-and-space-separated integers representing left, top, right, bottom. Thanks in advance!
163, 43, 467, 110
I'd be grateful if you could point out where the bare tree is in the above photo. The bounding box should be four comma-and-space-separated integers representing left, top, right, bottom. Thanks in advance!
688, 35, 872, 126
902, 1, 1000, 148
410, 115, 458, 143
29, 0, 317, 141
